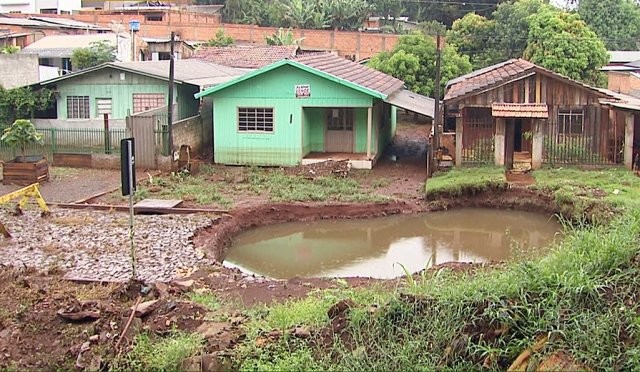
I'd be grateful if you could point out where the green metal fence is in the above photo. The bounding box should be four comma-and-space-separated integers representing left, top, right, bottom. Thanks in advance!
0, 127, 128, 162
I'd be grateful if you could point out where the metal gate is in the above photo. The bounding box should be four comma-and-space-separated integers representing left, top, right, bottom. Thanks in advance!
126, 108, 168, 169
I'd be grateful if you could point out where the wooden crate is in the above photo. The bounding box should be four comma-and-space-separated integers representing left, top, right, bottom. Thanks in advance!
2, 157, 49, 185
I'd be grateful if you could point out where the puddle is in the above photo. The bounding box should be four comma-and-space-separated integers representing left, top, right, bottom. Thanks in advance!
224, 208, 562, 279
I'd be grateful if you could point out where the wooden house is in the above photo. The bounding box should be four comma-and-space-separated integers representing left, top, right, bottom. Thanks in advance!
195, 53, 435, 169
443, 59, 640, 170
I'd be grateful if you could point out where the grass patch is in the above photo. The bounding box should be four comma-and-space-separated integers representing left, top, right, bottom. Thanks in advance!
134, 171, 231, 207
425, 166, 506, 198
117, 331, 204, 371
533, 167, 640, 218
187, 291, 220, 311
238, 168, 386, 203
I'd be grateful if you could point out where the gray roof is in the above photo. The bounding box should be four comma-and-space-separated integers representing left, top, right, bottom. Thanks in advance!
21, 33, 126, 58
40, 59, 250, 88
28, 16, 109, 31
608, 51, 640, 64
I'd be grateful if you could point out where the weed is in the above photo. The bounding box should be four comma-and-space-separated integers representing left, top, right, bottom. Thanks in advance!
117, 331, 204, 371
187, 291, 220, 311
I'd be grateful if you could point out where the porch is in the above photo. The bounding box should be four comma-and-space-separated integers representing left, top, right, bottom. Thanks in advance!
301, 152, 375, 170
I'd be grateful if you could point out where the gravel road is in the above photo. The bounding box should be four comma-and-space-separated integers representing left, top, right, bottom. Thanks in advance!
0, 208, 217, 282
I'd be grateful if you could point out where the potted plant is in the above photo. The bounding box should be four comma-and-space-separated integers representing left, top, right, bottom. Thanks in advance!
1, 119, 49, 185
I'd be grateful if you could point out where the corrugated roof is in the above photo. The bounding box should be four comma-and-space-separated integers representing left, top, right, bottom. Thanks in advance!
293, 52, 404, 97
608, 51, 640, 64
0, 18, 49, 27
193, 45, 300, 69
39, 59, 248, 88
21, 33, 127, 58
445, 58, 613, 102
384, 89, 435, 118
491, 103, 549, 118
28, 17, 109, 30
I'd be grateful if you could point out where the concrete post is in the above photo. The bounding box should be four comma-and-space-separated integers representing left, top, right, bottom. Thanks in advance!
455, 116, 463, 166
625, 112, 634, 170
532, 119, 544, 170
494, 118, 506, 166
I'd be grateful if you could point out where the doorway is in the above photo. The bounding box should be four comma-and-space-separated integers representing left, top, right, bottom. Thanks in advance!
325, 108, 354, 153
505, 118, 532, 170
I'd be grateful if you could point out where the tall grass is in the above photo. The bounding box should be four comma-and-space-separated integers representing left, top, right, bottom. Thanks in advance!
425, 167, 506, 198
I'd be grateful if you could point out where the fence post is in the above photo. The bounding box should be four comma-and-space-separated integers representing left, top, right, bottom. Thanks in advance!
104, 113, 111, 155
51, 128, 57, 155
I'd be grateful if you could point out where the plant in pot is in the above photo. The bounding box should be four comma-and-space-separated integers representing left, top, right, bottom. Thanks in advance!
1, 119, 49, 185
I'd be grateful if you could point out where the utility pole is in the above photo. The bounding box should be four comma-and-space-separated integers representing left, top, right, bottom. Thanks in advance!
431, 33, 443, 174
167, 31, 175, 161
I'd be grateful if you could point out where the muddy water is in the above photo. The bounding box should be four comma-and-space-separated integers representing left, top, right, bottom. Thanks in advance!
224, 208, 562, 279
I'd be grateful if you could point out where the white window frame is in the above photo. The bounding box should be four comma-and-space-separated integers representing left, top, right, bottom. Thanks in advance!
67, 96, 90, 119
238, 107, 274, 133
558, 109, 584, 135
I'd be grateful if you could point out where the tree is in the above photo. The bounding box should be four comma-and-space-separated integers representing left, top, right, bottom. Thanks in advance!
447, 13, 500, 69
265, 28, 304, 45
577, 0, 640, 51
71, 40, 116, 70
368, 32, 472, 97
1, 119, 43, 161
524, 8, 608, 85
207, 29, 234, 47
327, 0, 372, 31
0, 87, 53, 126
491, 0, 553, 62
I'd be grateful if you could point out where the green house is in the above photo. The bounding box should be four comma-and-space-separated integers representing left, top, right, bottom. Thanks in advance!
195, 53, 434, 169
36, 59, 246, 127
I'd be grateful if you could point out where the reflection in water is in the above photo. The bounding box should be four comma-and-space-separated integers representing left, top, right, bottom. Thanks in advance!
224, 208, 562, 279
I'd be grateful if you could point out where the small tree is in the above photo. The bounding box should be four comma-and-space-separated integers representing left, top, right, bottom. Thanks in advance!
207, 29, 235, 47
71, 40, 116, 70
1, 119, 44, 161
1, 45, 20, 54
265, 28, 304, 45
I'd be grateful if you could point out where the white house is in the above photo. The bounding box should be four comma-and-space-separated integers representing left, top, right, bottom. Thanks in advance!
0, 0, 82, 14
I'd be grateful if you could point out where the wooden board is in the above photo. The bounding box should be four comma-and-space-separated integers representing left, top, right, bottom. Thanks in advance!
134, 199, 183, 209
53, 153, 92, 168
2, 158, 49, 185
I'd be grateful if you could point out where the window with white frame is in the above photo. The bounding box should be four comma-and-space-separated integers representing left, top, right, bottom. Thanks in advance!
558, 109, 584, 135
238, 107, 274, 132
133, 93, 165, 114
67, 96, 90, 119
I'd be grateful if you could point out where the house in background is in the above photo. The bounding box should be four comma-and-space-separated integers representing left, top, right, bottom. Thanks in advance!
34, 59, 248, 129
0, 54, 58, 88
444, 58, 640, 171
0, 15, 110, 49
142, 37, 194, 60
0, 0, 82, 14
192, 45, 303, 69
21, 33, 147, 73
195, 52, 434, 169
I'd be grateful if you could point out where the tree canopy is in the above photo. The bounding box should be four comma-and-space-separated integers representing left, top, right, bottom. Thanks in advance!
0, 87, 53, 127
577, 0, 640, 51
207, 29, 235, 47
71, 40, 116, 71
368, 32, 472, 97
524, 8, 608, 85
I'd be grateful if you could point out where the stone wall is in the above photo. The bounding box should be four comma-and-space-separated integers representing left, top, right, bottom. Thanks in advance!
172, 115, 204, 156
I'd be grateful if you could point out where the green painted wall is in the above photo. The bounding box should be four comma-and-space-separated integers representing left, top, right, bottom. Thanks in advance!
53, 67, 198, 120
209, 65, 375, 166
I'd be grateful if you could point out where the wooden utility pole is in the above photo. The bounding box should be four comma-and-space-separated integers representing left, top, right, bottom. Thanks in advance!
430, 33, 443, 175
167, 31, 175, 160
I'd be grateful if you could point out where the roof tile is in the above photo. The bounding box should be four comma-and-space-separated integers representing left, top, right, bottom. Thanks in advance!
193, 45, 299, 69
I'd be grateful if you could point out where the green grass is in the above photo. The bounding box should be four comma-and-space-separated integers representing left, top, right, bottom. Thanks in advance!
425, 166, 506, 198
187, 291, 220, 311
533, 167, 640, 218
117, 331, 204, 371
232, 167, 640, 371
237, 167, 386, 203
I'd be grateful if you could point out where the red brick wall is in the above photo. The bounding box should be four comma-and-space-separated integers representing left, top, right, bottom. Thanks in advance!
17, 10, 400, 60
608, 71, 640, 95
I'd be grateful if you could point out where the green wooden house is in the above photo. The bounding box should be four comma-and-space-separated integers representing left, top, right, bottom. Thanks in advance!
36, 59, 246, 128
195, 53, 434, 169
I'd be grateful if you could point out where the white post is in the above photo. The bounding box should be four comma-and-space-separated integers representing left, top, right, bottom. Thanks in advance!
494, 118, 506, 166
367, 107, 372, 159
455, 116, 463, 166
625, 112, 634, 170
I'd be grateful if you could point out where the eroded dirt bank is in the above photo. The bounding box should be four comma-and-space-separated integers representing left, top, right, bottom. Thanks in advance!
194, 186, 562, 263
